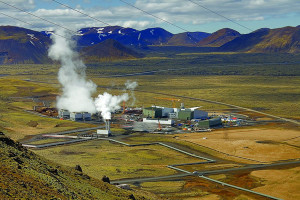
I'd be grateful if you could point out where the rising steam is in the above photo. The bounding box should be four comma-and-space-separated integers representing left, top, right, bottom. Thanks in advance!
94, 92, 129, 120
48, 30, 138, 120
125, 80, 138, 106
48, 29, 97, 113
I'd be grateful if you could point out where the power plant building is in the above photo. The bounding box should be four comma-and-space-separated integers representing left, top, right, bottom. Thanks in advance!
70, 112, 92, 121
177, 109, 208, 121
58, 109, 70, 119
142, 118, 174, 125
196, 118, 222, 128
143, 107, 162, 118
178, 109, 193, 121
142, 105, 208, 121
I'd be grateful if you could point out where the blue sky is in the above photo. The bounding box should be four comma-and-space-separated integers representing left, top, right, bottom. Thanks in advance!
0, 0, 299, 34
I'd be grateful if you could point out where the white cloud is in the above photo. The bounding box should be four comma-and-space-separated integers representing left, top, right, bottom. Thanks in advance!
0, 0, 299, 33
0, 0, 35, 10
121, 20, 151, 29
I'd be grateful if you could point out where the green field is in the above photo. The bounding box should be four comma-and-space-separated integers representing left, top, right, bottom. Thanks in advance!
93, 75, 300, 119
33, 140, 202, 180
0, 53, 299, 199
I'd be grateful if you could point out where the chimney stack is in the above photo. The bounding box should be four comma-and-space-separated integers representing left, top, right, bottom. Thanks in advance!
105, 120, 111, 134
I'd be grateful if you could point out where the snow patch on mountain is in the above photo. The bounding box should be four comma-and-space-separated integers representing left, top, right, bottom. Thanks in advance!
150, 29, 154, 35
27, 34, 37, 40
97, 28, 104, 34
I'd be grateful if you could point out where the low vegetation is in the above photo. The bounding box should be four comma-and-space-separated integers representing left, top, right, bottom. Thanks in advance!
0, 135, 158, 199
32, 140, 201, 180
0, 52, 299, 199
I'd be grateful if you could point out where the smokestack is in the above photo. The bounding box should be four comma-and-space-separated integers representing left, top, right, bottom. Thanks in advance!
180, 103, 185, 109
105, 120, 111, 134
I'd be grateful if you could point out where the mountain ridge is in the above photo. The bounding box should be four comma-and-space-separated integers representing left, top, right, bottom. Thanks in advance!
0, 25, 299, 64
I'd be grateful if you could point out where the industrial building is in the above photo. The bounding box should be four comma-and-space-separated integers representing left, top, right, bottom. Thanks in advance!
195, 118, 222, 129
177, 109, 208, 121
143, 107, 162, 118
96, 120, 111, 136
70, 112, 92, 121
143, 105, 208, 121
142, 118, 174, 125
58, 109, 70, 119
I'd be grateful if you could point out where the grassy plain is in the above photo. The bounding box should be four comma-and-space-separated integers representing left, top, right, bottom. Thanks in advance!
93, 75, 300, 119
32, 140, 202, 180
0, 77, 94, 141
0, 53, 299, 199
251, 167, 300, 200
177, 127, 300, 163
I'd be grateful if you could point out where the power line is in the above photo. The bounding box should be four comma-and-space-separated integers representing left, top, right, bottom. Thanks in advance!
0, 12, 69, 39
50, 0, 177, 48
186, 0, 254, 32
119, 0, 190, 33
0, 0, 77, 34
51, 0, 111, 27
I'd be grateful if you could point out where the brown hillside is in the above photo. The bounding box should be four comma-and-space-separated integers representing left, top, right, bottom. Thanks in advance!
81, 39, 144, 62
167, 33, 199, 46
0, 26, 51, 64
0, 135, 158, 200
197, 28, 241, 47
248, 26, 300, 53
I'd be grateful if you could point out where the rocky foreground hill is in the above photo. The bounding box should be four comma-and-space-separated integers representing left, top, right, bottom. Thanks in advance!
0, 134, 158, 199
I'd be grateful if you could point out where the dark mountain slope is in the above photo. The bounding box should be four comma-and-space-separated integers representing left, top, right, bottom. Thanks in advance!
81, 39, 144, 62
76, 26, 139, 47
197, 28, 241, 47
220, 26, 300, 53
167, 32, 210, 46
76, 26, 173, 47
248, 26, 300, 53
220, 28, 270, 52
0, 26, 51, 64
134, 27, 173, 46
0, 135, 158, 199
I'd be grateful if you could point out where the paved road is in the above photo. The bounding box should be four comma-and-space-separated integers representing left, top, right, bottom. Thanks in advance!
22, 131, 299, 199
198, 160, 300, 175
200, 176, 283, 200
21, 126, 105, 145
112, 160, 300, 184
111, 173, 191, 184
22, 138, 93, 148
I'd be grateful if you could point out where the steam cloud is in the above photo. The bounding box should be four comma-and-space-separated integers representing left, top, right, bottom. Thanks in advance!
48, 29, 97, 113
94, 92, 129, 120
125, 80, 138, 90
48, 30, 138, 120
125, 80, 138, 106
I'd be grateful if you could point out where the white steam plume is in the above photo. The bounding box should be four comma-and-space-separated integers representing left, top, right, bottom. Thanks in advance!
124, 80, 138, 106
48, 29, 97, 113
125, 80, 138, 90
94, 92, 129, 120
